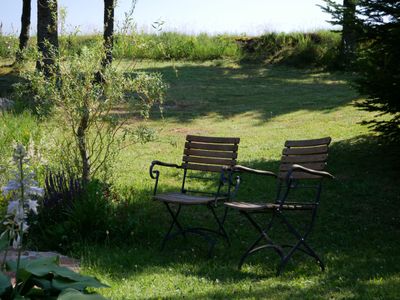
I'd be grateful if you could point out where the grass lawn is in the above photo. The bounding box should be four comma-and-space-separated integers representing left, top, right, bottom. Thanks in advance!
2, 60, 400, 299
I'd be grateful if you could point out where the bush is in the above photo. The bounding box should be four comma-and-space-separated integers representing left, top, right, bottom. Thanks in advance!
30, 173, 113, 252
238, 31, 341, 68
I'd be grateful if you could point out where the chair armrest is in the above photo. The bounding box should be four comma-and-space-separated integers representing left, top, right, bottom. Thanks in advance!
151, 160, 181, 169
149, 160, 182, 196
149, 160, 182, 179
231, 164, 277, 177
290, 164, 334, 179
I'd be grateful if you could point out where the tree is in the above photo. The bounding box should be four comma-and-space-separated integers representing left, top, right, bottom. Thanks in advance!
16, 47, 167, 184
320, 0, 359, 69
36, 0, 59, 76
15, 0, 31, 63
341, 0, 357, 66
355, 0, 400, 140
102, 0, 115, 68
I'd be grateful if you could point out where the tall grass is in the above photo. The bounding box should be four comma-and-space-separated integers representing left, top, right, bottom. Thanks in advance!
239, 31, 340, 67
0, 31, 340, 66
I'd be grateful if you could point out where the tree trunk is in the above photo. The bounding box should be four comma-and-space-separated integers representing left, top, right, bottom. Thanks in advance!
340, 0, 357, 67
77, 104, 91, 185
15, 0, 31, 63
36, 0, 59, 76
102, 0, 115, 68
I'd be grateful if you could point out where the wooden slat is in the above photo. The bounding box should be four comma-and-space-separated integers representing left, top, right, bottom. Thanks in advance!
284, 137, 331, 148
282, 145, 328, 155
184, 149, 238, 159
278, 171, 323, 179
183, 156, 236, 166
183, 163, 224, 173
280, 154, 328, 163
279, 162, 326, 172
186, 135, 240, 144
185, 142, 238, 152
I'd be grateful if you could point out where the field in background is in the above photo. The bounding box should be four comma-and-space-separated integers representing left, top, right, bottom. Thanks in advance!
1, 59, 399, 299
0, 30, 340, 66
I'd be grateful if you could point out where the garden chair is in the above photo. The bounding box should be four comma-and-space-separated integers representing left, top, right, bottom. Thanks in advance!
225, 137, 333, 275
150, 135, 240, 256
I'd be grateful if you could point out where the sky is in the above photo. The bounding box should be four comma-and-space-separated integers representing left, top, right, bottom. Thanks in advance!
0, 0, 337, 36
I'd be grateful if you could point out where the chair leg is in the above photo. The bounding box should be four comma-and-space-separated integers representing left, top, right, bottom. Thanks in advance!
161, 203, 186, 250
161, 202, 223, 257
209, 205, 231, 246
238, 211, 283, 270
277, 210, 324, 274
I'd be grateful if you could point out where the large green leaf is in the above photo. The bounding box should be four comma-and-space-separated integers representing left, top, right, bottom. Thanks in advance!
57, 288, 108, 300
23, 256, 60, 276
0, 234, 9, 251
52, 276, 109, 291
0, 271, 12, 295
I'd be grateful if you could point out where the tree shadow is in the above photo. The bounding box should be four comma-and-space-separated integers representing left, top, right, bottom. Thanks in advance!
83, 135, 400, 299
131, 62, 358, 123
0, 62, 357, 124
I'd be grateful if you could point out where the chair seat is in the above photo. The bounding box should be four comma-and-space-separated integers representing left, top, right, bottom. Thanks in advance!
154, 192, 226, 205
225, 201, 314, 211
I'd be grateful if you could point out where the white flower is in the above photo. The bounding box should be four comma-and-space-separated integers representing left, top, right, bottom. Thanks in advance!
2, 180, 20, 196
28, 186, 44, 197
7, 200, 19, 215
27, 199, 39, 214
12, 234, 21, 249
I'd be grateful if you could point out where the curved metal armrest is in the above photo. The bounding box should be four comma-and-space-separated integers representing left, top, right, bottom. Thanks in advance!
290, 164, 334, 179
150, 160, 181, 178
231, 164, 277, 177
149, 160, 182, 195
151, 160, 181, 169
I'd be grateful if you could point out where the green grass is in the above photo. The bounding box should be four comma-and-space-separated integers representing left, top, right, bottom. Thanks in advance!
0, 30, 340, 65
1, 60, 399, 299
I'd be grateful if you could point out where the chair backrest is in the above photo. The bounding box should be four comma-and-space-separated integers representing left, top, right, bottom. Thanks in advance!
182, 135, 240, 173
278, 137, 331, 180
180, 135, 240, 196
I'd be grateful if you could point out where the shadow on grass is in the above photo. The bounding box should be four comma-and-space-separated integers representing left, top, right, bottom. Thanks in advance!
81, 135, 400, 299
0, 62, 357, 123
133, 63, 358, 123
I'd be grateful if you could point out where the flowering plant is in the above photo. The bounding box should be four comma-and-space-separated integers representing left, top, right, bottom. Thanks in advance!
0, 145, 108, 299
1, 144, 43, 251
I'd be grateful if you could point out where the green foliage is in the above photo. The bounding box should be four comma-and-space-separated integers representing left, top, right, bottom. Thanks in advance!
0, 35, 18, 59
0, 31, 340, 67
353, 0, 400, 140
0, 256, 107, 299
13, 46, 167, 182
238, 31, 340, 67
30, 179, 113, 252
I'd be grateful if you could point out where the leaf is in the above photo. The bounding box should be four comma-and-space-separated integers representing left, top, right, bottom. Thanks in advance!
57, 288, 108, 300
52, 276, 109, 291
0, 271, 12, 295
0, 234, 9, 251
23, 256, 59, 276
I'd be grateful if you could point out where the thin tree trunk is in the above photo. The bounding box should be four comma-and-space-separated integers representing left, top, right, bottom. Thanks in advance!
36, 0, 59, 76
340, 0, 357, 67
15, 0, 31, 63
77, 104, 91, 185
102, 0, 115, 68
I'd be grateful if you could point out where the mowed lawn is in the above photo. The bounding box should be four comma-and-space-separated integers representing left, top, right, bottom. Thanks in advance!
3, 60, 400, 299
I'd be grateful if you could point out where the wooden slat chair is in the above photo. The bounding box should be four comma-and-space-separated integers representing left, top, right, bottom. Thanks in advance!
150, 135, 240, 256
225, 137, 334, 275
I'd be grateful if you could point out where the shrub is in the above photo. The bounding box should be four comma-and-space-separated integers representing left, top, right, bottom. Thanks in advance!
29, 171, 113, 252
238, 31, 340, 68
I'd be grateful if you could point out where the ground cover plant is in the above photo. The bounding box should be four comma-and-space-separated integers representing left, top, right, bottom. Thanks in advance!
1, 58, 399, 298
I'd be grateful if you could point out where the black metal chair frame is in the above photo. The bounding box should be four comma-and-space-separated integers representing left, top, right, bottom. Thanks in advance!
149, 136, 240, 256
